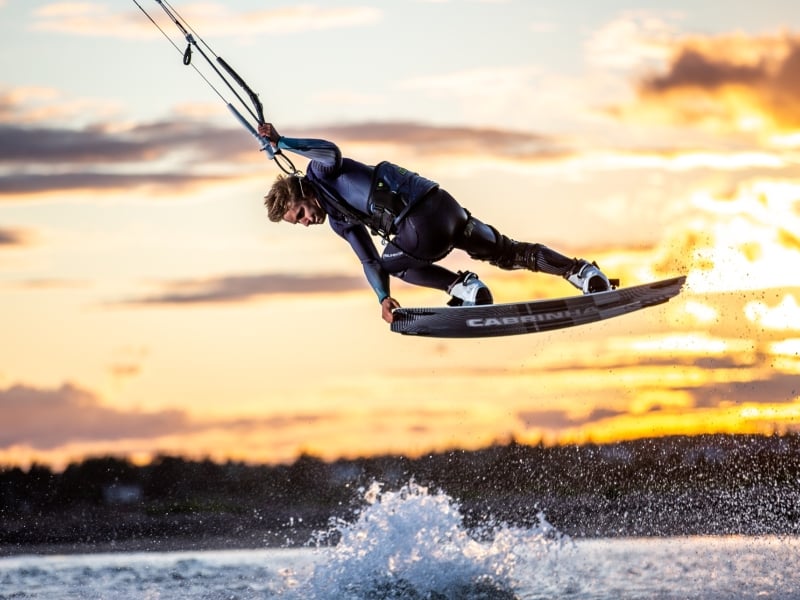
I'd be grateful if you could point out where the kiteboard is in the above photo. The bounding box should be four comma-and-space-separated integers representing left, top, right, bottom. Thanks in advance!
390, 275, 686, 338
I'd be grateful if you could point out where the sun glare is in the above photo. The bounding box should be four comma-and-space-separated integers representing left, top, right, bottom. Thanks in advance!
683, 182, 800, 293
771, 338, 800, 357
769, 132, 800, 148
745, 294, 800, 330
683, 300, 718, 324
740, 404, 800, 422
628, 333, 729, 355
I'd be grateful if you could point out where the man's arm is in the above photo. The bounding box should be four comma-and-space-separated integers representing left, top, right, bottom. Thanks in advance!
331, 220, 401, 323
259, 123, 399, 322
258, 123, 341, 168
331, 220, 389, 300
380, 296, 401, 324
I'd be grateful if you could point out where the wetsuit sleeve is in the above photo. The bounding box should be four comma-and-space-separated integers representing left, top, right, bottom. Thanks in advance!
329, 219, 390, 303
278, 136, 389, 300
276, 136, 342, 170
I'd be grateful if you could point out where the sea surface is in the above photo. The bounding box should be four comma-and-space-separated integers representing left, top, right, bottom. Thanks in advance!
1, 483, 798, 599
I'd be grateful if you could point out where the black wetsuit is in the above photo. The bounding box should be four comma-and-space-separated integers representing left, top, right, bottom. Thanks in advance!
276, 136, 474, 302
275, 135, 577, 302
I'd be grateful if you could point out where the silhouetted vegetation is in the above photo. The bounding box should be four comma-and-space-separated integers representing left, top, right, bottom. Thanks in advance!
2, 434, 799, 554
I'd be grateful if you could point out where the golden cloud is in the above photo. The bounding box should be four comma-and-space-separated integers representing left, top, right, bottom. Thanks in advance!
612, 31, 800, 136
653, 180, 800, 294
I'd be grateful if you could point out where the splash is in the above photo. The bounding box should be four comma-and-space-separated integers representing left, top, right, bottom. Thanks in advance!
295, 481, 564, 600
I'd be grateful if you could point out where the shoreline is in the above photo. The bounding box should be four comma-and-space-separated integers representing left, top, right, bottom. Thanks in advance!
4, 531, 799, 558
4, 527, 800, 558
0, 528, 321, 557
4, 435, 798, 558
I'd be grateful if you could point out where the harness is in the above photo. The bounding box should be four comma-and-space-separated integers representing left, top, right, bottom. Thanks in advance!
366, 163, 416, 238
311, 161, 422, 243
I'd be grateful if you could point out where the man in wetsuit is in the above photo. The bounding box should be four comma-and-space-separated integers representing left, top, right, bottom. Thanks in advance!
259, 123, 611, 324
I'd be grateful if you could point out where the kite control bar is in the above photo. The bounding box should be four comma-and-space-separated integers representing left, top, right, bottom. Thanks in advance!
132, 0, 298, 175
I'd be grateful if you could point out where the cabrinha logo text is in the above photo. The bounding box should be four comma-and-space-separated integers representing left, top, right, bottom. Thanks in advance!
465, 306, 598, 328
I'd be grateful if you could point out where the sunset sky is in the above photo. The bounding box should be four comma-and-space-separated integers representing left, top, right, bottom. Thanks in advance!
2, 1, 800, 470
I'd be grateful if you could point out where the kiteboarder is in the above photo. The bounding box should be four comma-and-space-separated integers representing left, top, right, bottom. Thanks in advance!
259, 124, 612, 324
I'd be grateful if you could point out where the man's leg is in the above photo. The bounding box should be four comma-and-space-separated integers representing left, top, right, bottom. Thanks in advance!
387, 190, 493, 304
381, 243, 458, 291
381, 243, 492, 305
456, 216, 612, 292
456, 216, 571, 273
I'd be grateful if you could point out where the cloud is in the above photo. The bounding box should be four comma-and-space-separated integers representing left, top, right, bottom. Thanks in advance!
395, 65, 570, 130
680, 181, 800, 294
0, 383, 192, 449
0, 86, 121, 126
31, 3, 151, 38
0, 172, 233, 196
612, 31, 800, 133
745, 294, 800, 331
0, 121, 253, 197
0, 115, 570, 199
685, 373, 800, 409
224, 414, 331, 432
0, 227, 32, 246
32, 3, 381, 39
0, 118, 559, 166
584, 11, 678, 71
5, 278, 90, 291
643, 48, 765, 91
0, 122, 249, 164
119, 272, 367, 305
0, 382, 334, 451
0, 123, 157, 164
314, 121, 569, 161
518, 407, 628, 429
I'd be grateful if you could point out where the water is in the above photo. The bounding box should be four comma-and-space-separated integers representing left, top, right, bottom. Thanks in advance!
1, 483, 798, 599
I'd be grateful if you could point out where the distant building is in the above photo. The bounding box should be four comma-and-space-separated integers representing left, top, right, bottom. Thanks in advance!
102, 483, 143, 505
329, 462, 362, 486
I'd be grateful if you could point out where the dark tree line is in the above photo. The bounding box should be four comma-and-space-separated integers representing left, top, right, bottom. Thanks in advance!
2, 433, 800, 548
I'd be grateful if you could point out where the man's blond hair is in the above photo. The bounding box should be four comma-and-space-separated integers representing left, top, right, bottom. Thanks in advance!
263, 175, 307, 222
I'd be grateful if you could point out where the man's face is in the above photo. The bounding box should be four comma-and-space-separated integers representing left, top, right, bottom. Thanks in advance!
282, 196, 327, 227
